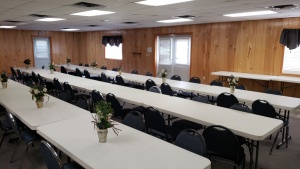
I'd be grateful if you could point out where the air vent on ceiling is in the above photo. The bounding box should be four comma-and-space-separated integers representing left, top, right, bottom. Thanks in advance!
174, 15, 195, 19
88, 25, 99, 27
71, 2, 106, 8
4, 20, 21, 23
266, 4, 299, 10
123, 22, 138, 24
29, 14, 50, 18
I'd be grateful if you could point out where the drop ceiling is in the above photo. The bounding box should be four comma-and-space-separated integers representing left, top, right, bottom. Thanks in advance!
0, 0, 300, 32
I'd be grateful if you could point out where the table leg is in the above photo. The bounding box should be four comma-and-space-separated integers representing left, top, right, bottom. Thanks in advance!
255, 141, 259, 169
249, 140, 254, 169
277, 110, 291, 149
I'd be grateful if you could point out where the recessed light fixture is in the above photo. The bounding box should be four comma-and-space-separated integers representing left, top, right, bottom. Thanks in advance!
61, 28, 79, 31
0, 25, 16, 28
157, 18, 193, 23
70, 10, 115, 16
223, 10, 277, 17
136, 0, 193, 6
35, 18, 65, 22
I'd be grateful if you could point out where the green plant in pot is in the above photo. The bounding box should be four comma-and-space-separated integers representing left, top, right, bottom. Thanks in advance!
92, 101, 121, 143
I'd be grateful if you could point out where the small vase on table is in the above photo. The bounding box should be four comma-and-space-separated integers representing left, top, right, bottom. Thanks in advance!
25, 64, 29, 69
230, 85, 235, 93
36, 98, 44, 108
93, 66, 96, 70
1, 82, 7, 88
162, 77, 166, 83
97, 128, 108, 143
50, 69, 54, 74
118, 71, 122, 76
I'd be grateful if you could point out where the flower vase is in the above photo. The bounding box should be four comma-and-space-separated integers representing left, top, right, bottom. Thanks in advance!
25, 64, 29, 69
230, 85, 235, 93
50, 69, 54, 74
36, 99, 44, 108
162, 77, 166, 83
67, 63, 70, 66
118, 71, 122, 76
93, 67, 96, 70
1, 82, 7, 88
97, 128, 108, 143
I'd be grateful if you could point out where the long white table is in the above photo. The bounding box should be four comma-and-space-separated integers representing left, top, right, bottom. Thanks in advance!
37, 114, 211, 169
18, 67, 284, 169
0, 80, 88, 130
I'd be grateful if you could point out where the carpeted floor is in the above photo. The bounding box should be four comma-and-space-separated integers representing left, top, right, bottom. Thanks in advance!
0, 112, 300, 169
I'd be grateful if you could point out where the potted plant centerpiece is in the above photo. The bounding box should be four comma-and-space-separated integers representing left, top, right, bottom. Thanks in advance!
66, 58, 71, 66
30, 85, 48, 108
159, 69, 168, 83
117, 66, 122, 75
49, 62, 55, 74
227, 75, 239, 93
23, 58, 31, 69
91, 61, 98, 70
0, 70, 8, 88
92, 101, 120, 143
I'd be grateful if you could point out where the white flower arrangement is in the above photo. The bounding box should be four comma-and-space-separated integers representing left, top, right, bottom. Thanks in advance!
29, 85, 48, 101
159, 69, 168, 78
91, 61, 98, 67
227, 75, 239, 86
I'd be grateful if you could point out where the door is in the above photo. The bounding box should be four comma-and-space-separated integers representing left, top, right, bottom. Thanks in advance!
33, 37, 51, 69
157, 35, 191, 81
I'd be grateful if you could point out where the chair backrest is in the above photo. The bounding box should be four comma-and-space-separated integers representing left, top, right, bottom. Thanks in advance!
75, 96, 89, 110
6, 112, 22, 140
101, 66, 107, 70
131, 70, 138, 74
42, 65, 45, 69
235, 84, 246, 90
84, 69, 91, 79
145, 79, 157, 91
145, 72, 153, 76
230, 103, 252, 113
144, 107, 166, 134
175, 129, 207, 156
202, 125, 242, 163
40, 140, 62, 169
112, 67, 118, 71
53, 78, 63, 93
210, 80, 223, 86
252, 99, 277, 118
123, 111, 145, 132
58, 90, 71, 103
106, 93, 123, 117
115, 75, 125, 86
216, 92, 239, 108
189, 77, 201, 84
264, 88, 282, 95
63, 82, 76, 101
191, 95, 209, 104
171, 75, 181, 81
32, 71, 39, 84
60, 66, 67, 74
91, 90, 104, 109
101, 72, 109, 83
160, 83, 173, 96
79, 63, 83, 66
75, 68, 82, 77
16, 69, 24, 80
84, 64, 89, 67
37, 74, 45, 85
149, 86, 161, 93
25, 80, 34, 87
11, 67, 17, 76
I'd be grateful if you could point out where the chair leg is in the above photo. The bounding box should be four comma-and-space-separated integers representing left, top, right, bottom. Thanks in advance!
269, 131, 280, 155
286, 126, 289, 148
19, 143, 31, 169
10, 139, 21, 163
0, 131, 8, 148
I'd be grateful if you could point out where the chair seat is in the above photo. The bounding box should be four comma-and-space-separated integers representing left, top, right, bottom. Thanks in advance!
132, 106, 146, 114
172, 120, 203, 130
150, 126, 181, 140
177, 91, 192, 98
209, 146, 245, 163
1, 118, 12, 130
21, 130, 41, 143
75, 93, 91, 100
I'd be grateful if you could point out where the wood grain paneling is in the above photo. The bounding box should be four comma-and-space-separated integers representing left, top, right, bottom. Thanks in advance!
1, 17, 300, 97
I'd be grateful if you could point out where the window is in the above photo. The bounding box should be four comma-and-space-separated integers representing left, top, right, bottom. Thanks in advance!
105, 43, 122, 60
282, 46, 300, 75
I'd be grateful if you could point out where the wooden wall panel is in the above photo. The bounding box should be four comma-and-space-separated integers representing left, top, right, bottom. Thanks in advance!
1, 17, 300, 97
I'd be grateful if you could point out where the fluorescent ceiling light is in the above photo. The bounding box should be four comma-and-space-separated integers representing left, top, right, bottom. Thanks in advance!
136, 0, 193, 6
0, 25, 16, 28
224, 10, 277, 17
61, 28, 79, 31
71, 10, 115, 16
157, 18, 193, 23
35, 18, 65, 22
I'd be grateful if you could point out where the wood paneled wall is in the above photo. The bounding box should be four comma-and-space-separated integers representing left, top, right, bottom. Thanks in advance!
1, 17, 300, 97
